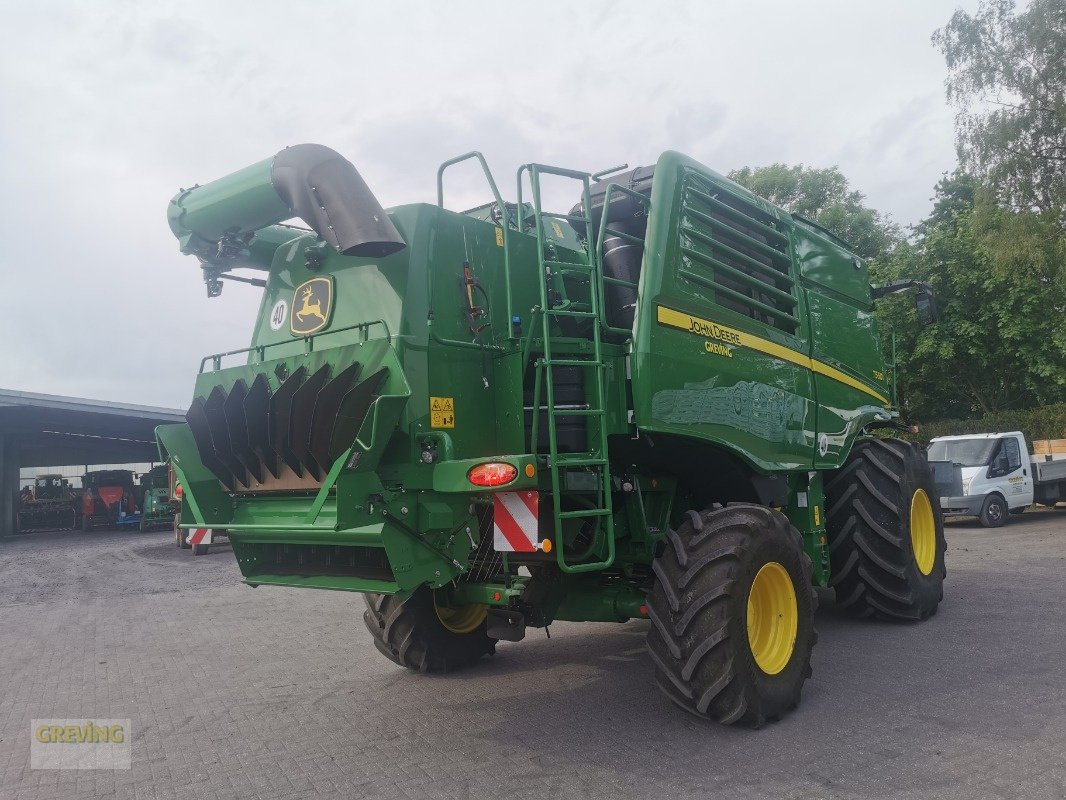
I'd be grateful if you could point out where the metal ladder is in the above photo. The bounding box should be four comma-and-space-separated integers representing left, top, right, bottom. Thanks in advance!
520, 164, 615, 573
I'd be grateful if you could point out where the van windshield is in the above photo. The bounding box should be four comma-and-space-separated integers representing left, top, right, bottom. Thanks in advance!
928, 439, 998, 467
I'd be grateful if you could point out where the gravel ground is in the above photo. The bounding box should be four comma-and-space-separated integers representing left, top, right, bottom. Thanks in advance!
0, 509, 1064, 799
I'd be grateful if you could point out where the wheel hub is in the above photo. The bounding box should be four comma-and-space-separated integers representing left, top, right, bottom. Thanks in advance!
746, 561, 798, 675
910, 488, 936, 575
432, 594, 487, 634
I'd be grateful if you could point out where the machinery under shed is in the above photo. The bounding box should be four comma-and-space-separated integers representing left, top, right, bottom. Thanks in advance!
0, 389, 185, 535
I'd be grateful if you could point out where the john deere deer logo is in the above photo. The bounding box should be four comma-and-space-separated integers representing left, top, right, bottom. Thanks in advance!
290, 277, 333, 335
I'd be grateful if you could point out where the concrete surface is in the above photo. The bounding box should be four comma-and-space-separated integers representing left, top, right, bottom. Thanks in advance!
0, 510, 1064, 799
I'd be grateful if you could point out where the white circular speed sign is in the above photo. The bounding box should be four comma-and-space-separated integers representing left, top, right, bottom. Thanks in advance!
269, 299, 288, 331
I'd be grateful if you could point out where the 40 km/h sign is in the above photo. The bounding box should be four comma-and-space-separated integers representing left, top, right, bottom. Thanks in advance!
430, 396, 455, 429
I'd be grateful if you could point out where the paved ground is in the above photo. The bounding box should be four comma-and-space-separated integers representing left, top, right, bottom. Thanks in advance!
0, 510, 1064, 800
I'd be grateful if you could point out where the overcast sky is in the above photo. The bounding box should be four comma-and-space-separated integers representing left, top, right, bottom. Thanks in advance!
0, 0, 981, 409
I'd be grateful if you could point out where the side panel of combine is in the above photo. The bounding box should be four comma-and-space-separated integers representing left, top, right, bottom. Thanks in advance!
632, 151, 817, 472
794, 220, 893, 468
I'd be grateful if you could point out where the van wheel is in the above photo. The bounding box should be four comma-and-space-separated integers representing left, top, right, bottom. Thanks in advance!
980, 494, 1007, 527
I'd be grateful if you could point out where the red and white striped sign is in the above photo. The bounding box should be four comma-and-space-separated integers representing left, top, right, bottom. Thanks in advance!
493, 491, 539, 553
188, 528, 212, 545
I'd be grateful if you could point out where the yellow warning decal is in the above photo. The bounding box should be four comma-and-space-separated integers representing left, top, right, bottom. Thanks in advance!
656, 305, 889, 406
551, 221, 565, 240
495, 227, 504, 247
430, 396, 455, 429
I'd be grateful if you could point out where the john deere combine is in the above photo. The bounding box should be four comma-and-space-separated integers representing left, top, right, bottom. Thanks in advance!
160, 144, 945, 726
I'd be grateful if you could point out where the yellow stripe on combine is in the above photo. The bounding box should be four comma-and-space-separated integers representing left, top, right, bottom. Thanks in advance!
656, 305, 890, 406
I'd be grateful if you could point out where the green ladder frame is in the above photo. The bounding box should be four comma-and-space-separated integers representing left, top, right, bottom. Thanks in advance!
518, 163, 618, 574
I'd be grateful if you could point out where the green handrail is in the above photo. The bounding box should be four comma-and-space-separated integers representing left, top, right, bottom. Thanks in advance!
437, 152, 515, 335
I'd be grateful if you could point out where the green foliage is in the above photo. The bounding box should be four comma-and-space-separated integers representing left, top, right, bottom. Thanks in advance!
728, 163, 899, 259
933, 0, 1066, 216
872, 173, 1066, 419
901, 402, 1066, 445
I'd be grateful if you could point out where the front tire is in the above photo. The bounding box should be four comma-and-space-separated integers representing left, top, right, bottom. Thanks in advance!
825, 438, 946, 620
362, 588, 496, 673
646, 504, 816, 727
980, 494, 1008, 527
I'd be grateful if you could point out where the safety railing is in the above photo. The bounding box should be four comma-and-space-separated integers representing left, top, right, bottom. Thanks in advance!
199, 319, 391, 373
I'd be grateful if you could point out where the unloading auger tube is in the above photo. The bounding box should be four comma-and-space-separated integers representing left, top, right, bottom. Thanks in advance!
167, 143, 406, 293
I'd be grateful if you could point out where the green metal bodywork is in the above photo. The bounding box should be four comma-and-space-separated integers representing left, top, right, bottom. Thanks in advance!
161, 147, 897, 626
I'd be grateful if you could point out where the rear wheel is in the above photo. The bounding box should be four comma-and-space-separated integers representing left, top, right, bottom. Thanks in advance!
646, 504, 816, 727
362, 587, 496, 673
980, 494, 1008, 527
191, 543, 209, 556
81, 515, 92, 532
825, 438, 946, 620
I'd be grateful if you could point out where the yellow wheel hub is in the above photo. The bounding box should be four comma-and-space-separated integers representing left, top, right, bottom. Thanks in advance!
910, 488, 936, 576
432, 594, 487, 634
746, 561, 799, 675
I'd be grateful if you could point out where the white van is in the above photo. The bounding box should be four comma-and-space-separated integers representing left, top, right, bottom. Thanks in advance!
928, 432, 1066, 527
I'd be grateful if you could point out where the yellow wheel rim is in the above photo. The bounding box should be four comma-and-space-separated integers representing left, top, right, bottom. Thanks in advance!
746, 561, 799, 675
432, 594, 487, 634
910, 488, 936, 576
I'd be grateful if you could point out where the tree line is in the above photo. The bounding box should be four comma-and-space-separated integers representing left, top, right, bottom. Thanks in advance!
730, 0, 1065, 423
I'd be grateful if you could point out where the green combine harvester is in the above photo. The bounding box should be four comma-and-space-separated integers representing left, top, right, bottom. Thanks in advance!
160, 144, 946, 726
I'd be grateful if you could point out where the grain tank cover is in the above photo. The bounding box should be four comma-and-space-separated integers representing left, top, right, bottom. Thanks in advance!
270, 144, 406, 258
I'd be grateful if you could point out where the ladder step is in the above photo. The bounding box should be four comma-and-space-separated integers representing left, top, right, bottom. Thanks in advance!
554, 457, 608, 467
547, 308, 596, 318
551, 407, 605, 416
603, 228, 645, 246
543, 358, 604, 367
559, 508, 612, 519
543, 260, 592, 271
540, 211, 589, 225
602, 276, 638, 288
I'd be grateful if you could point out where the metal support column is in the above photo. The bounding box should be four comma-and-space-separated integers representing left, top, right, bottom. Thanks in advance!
0, 433, 19, 537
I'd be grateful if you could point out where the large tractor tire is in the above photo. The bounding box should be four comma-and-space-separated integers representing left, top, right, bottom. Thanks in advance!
646, 504, 817, 727
362, 588, 496, 673
825, 438, 946, 621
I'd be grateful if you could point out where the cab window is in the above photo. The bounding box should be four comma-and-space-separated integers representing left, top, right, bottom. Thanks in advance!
1001, 437, 1022, 471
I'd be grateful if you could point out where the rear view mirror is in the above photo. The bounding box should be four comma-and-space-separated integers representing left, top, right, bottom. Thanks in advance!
916, 293, 938, 326
871, 279, 939, 326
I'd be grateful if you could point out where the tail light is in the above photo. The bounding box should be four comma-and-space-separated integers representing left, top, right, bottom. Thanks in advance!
467, 462, 518, 487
